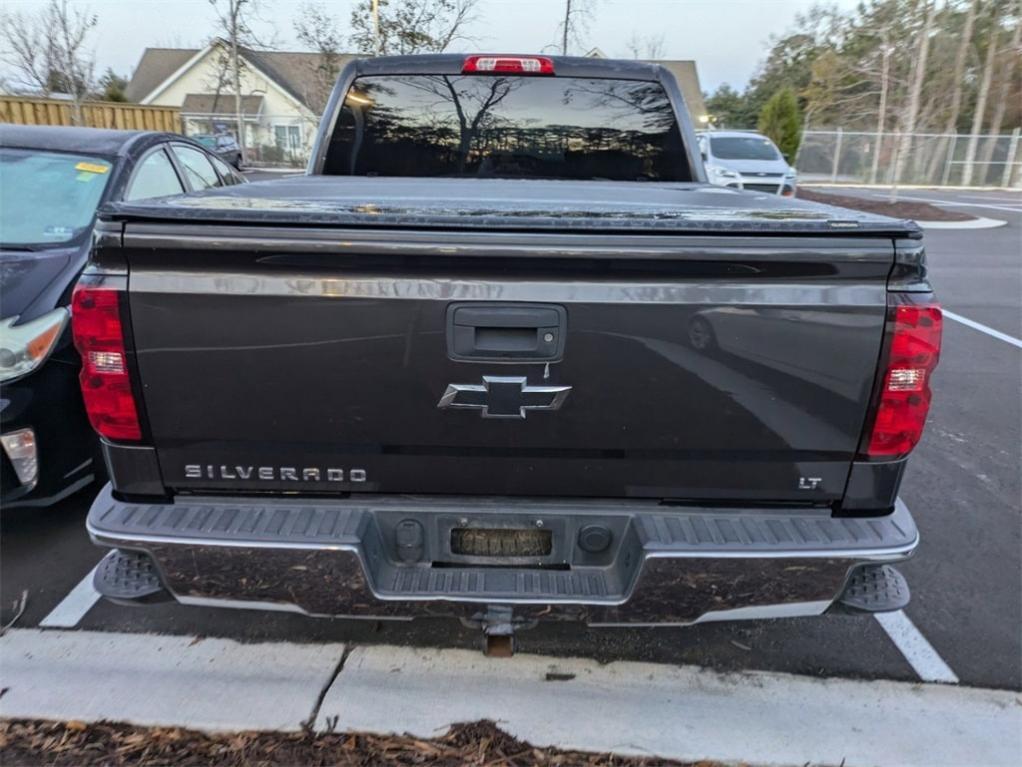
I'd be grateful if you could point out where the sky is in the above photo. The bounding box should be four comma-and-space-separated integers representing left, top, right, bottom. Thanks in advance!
2, 0, 863, 93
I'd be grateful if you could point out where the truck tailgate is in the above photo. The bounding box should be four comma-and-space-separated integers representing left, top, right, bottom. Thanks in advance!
119, 223, 893, 503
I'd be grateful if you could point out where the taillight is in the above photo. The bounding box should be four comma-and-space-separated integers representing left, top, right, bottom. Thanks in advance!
462, 55, 555, 75
71, 284, 142, 441
864, 302, 942, 458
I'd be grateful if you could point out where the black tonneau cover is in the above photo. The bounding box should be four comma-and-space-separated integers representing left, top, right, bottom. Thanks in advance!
101, 177, 921, 238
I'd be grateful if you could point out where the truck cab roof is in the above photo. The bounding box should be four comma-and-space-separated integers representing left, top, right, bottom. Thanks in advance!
348, 53, 666, 81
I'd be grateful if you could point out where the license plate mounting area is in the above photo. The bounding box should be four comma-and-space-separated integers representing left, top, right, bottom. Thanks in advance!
450, 527, 553, 558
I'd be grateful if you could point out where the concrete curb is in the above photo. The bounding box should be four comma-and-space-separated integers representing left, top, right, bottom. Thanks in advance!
2, 629, 1019, 766
801, 183, 1021, 192
917, 216, 1008, 229
0, 629, 345, 732
323, 645, 1021, 767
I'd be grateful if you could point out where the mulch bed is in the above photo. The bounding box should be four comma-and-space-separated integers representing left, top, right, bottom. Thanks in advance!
0, 719, 719, 767
796, 188, 975, 221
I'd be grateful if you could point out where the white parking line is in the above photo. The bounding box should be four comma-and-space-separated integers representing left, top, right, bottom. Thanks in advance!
916, 216, 1007, 229
893, 195, 1022, 214
958, 194, 1022, 205
875, 610, 959, 684
38, 564, 101, 628
943, 310, 1022, 349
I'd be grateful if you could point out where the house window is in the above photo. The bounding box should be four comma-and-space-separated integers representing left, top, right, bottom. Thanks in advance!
274, 125, 302, 151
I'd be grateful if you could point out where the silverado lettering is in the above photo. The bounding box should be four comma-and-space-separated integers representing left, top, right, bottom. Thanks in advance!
183, 465, 367, 482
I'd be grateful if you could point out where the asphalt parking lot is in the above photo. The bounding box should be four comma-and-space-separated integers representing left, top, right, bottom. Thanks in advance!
2, 187, 1019, 691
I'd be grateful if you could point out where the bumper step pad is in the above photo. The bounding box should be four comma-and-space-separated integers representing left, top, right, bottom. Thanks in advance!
838, 564, 910, 613
94, 548, 171, 605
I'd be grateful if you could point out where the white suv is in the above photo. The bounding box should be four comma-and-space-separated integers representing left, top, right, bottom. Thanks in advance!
697, 130, 797, 195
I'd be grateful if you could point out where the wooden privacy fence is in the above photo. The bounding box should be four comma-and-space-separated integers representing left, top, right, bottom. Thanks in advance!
0, 97, 181, 133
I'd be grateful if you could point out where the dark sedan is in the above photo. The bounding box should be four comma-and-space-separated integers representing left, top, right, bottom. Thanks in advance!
192, 134, 243, 169
0, 125, 245, 509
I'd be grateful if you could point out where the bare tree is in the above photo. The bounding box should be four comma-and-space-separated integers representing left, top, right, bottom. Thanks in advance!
871, 33, 894, 184
625, 32, 666, 60
349, 0, 478, 56
294, 2, 345, 104
921, 0, 980, 184
961, 2, 1002, 185
203, 45, 235, 132
795, 5, 905, 181
1, 8, 57, 95
801, 41, 903, 133
557, 0, 597, 55
1, 0, 97, 124
892, 0, 937, 188
946, 0, 980, 134
208, 0, 271, 164
294, 2, 344, 72
976, 4, 1021, 181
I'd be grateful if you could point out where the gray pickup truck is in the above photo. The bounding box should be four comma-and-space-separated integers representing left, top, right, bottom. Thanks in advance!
77, 55, 941, 653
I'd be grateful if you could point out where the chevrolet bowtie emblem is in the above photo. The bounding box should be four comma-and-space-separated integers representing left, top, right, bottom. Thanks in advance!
437, 376, 572, 419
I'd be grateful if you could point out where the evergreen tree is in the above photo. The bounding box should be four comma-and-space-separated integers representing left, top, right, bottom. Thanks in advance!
758, 87, 802, 161
704, 84, 753, 128
97, 68, 127, 102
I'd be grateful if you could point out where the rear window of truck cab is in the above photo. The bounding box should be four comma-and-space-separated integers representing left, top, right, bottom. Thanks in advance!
324, 75, 692, 182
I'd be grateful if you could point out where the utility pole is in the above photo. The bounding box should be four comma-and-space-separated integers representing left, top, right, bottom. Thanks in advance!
561, 0, 571, 55
372, 0, 381, 55
962, 10, 999, 186
892, 0, 936, 186
229, 1, 246, 165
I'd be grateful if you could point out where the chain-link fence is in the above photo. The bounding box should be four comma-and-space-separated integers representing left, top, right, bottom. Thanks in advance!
796, 129, 1021, 188
180, 112, 321, 169
178, 113, 1022, 186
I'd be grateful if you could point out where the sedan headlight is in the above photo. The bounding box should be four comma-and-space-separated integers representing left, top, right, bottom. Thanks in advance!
705, 164, 741, 185
0, 308, 69, 383
782, 168, 798, 196
707, 164, 739, 178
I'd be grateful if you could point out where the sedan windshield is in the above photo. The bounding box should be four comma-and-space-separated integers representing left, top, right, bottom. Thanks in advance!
0, 148, 113, 248
710, 136, 781, 161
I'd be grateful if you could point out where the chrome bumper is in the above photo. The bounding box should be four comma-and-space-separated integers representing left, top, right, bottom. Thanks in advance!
87, 485, 917, 625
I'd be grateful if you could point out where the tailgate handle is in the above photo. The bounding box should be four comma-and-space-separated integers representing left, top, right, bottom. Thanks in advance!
447, 303, 566, 362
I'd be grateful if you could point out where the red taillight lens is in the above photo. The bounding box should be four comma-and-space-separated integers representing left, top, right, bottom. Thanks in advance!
71, 285, 142, 441
865, 303, 942, 458
462, 55, 555, 75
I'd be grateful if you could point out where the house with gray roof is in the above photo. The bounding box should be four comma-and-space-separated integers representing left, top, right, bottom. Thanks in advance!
126, 40, 350, 165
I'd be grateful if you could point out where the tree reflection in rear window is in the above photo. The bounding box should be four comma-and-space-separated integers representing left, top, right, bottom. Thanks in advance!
325, 75, 691, 181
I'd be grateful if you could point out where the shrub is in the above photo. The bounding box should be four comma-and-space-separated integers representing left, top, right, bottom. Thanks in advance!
758, 87, 802, 162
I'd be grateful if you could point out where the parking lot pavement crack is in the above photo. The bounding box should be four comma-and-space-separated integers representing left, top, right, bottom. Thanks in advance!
0, 590, 28, 636
302, 643, 354, 733
0, 629, 347, 732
